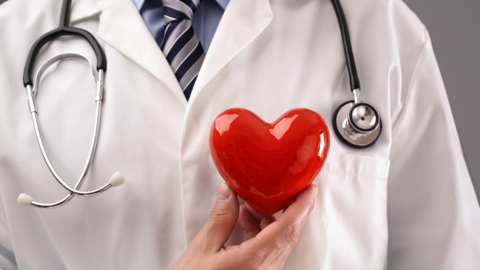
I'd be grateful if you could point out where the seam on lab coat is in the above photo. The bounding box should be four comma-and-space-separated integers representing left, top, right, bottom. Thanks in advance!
321, 152, 391, 179
0, 189, 18, 269
391, 27, 427, 135
321, 168, 389, 179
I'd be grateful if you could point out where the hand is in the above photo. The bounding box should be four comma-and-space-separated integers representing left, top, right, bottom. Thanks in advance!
171, 183, 318, 270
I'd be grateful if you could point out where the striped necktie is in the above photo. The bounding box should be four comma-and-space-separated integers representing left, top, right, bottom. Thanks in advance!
161, 0, 205, 100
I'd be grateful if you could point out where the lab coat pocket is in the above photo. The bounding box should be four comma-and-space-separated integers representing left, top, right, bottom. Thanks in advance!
283, 152, 390, 270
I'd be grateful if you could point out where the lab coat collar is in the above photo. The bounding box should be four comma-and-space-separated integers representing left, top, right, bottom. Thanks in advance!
187, 0, 273, 105
70, 0, 103, 24
97, 0, 188, 107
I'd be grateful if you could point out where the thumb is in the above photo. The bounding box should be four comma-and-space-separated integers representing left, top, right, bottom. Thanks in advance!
195, 183, 239, 254
251, 185, 318, 251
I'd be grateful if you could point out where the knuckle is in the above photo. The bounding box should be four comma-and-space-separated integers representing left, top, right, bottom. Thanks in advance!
269, 238, 284, 254
209, 205, 230, 222
249, 257, 268, 270
284, 220, 301, 245
242, 244, 271, 270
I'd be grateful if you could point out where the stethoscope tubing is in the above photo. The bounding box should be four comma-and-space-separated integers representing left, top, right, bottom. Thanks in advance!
30, 94, 110, 197
330, 0, 360, 92
22, 0, 106, 87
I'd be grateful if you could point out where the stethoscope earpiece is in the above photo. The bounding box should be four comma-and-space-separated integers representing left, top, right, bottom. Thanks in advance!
17, 172, 125, 208
332, 91, 382, 149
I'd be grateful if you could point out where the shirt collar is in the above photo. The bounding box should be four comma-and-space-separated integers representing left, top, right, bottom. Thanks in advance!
132, 0, 230, 12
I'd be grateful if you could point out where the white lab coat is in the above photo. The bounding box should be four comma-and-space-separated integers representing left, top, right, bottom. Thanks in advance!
1, 0, 479, 269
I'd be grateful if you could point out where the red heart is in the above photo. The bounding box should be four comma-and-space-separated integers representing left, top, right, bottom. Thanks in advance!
210, 108, 330, 215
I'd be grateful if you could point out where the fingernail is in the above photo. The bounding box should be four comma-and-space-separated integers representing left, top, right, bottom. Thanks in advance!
217, 183, 231, 201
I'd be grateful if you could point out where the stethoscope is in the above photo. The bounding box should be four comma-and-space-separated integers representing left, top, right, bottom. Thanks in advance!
17, 0, 380, 208
17, 0, 125, 208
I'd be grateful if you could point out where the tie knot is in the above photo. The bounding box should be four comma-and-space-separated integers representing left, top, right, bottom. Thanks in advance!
162, 0, 201, 23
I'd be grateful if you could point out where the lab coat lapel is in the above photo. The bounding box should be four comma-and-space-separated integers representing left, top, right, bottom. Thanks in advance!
98, 0, 187, 107
187, 0, 273, 104
70, 0, 102, 23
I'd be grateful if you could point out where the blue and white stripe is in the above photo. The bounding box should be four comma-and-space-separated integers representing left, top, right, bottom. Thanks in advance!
161, 0, 204, 100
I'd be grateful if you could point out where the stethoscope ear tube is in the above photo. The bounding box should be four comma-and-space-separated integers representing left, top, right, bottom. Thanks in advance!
32, 53, 98, 98
22, 0, 106, 87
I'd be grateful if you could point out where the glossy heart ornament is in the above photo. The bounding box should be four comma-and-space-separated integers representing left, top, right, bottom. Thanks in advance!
210, 108, 330, 215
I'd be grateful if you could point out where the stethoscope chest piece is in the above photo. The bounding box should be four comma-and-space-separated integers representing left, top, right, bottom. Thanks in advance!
333, 99, 382, 149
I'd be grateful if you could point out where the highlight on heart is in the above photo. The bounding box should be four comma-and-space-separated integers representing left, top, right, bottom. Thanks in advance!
209, 108, 330, 215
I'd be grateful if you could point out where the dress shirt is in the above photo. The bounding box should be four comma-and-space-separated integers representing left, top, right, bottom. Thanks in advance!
132, 0, 230, 53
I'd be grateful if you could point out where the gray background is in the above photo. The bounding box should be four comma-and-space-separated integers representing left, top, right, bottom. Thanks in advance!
402, 0, 480, 203
1, 0, 479, 202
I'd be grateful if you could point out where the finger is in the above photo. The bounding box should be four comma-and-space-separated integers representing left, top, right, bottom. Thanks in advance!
245, 203, 277, 229
238, 205, 260, 240
259, 216, 276, 230
253, 185, 318, 250
194, 183, 239, 254
223, 186, 318, 269
245, 203, 266, 221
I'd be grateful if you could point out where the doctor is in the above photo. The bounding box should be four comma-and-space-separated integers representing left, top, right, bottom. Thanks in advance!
1, 0, 480, 269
